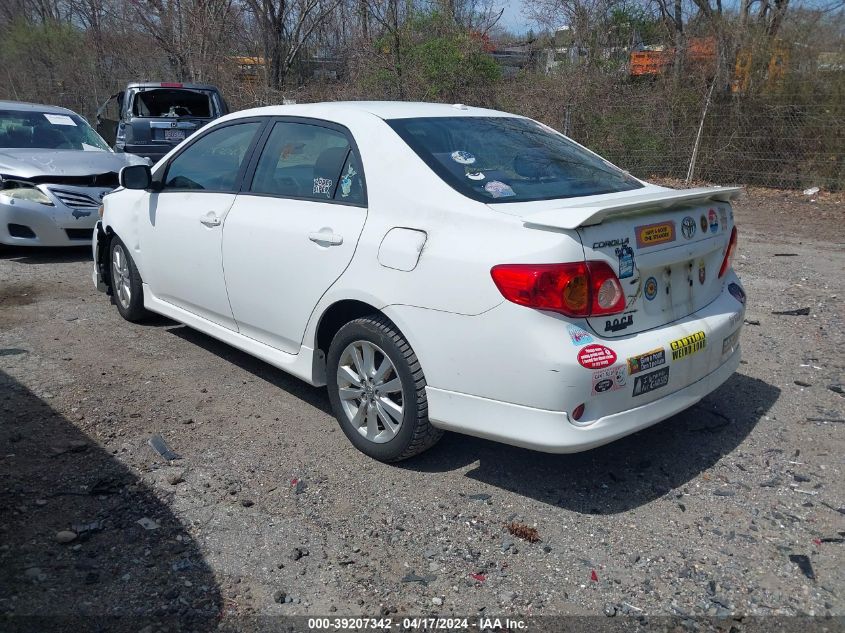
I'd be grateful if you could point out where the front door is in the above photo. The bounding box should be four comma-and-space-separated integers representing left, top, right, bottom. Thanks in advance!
141, 120, 264, 330
222, 120, 368, 353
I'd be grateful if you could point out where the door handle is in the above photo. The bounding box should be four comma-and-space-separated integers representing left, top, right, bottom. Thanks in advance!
200, 213, 221, 227
309, 232, 343, 246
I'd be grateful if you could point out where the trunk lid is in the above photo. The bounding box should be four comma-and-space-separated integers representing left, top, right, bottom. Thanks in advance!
495, 185, 742, 337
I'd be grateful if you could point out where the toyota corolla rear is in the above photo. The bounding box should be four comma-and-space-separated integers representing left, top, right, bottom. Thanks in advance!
384, 113, 746, 452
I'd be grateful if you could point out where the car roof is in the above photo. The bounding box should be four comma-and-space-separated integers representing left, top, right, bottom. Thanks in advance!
126, 82, 221, 91
234, 101, 516, 121
0, 100, 79, 115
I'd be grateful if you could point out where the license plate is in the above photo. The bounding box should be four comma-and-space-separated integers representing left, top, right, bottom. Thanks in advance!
164, 129, 185, 141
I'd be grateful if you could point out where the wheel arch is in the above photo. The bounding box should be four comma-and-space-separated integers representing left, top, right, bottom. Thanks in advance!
310, 298, 427, 386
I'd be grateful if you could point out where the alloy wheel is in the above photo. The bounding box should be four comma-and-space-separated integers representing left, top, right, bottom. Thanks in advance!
336, 340, 404, 443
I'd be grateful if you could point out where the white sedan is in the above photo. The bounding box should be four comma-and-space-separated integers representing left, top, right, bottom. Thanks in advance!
93, 102, 745, 462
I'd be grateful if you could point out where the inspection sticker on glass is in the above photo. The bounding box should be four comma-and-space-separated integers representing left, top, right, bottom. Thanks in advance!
43, 114, 77, 126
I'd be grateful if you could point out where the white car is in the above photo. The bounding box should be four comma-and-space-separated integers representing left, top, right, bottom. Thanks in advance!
93, 101, 745, 462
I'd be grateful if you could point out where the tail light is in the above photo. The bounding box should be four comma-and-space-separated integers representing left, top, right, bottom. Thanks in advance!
160, 82, 184, 88
490, 261, 626, 317
719, 226, 738, 278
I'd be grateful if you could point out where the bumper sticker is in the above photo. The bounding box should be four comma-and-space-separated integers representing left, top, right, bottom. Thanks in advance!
644, 276, 658, 301
681, 216, 696, 239
635, 221, 675, 248
577, 344, 617, 369
567, 325, 594, 346
616, 245, 635, 279
728, 282, 746, 305
592, 365, 627, 395
708, 208, 719, 233
670, 331, 706, 361
632, 366, 670, 396
627, 348, 666, 375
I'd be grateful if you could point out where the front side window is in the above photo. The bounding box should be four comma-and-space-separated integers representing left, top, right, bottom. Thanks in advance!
163, 122, 261, 191
388, 116, 643, 203
250, 122, 358, 202
0, 109, 110, 151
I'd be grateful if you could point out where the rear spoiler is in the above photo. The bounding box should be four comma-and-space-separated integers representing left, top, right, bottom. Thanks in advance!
523, 186, 743, 230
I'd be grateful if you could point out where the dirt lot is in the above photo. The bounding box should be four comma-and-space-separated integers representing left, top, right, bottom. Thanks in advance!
1, 189, 843, 630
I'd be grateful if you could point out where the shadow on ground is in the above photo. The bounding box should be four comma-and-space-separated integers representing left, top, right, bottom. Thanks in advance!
0, 370, 222, 631
403, 372, 780, 513
0, 245, 91, 264
165, 324, 332, 415
159, 320, 779, 514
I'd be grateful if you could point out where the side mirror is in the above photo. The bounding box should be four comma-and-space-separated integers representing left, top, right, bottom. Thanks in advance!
119, 164, 152, 190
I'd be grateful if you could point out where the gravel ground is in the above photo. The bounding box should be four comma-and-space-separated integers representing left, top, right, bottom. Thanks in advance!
0, 188, 843, 630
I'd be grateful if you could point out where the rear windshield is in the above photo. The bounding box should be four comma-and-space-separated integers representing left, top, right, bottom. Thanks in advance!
388, 116, 643, 203
0, 109, 110, 151
131, 89, 213, 118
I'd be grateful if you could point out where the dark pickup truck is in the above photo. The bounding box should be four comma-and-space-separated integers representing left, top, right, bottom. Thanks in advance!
96, 82, 229, 163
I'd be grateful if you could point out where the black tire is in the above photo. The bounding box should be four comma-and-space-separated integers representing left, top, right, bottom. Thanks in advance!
326, 315, 443, 462
108, 235, 150, 323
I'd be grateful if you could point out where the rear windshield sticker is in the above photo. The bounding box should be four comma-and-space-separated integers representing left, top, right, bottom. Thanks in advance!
577, 344, 617, 369
567, 325, 593, 346
635, 221, 675, 248
604, 314, 633, 333
616, 245, 635, 279
627, 348, 666, 375
670, 331, 706, 361
698, 260, 706, 284
484, 181, 515, 198
44, 114, 76, 126
466, 171, 485, 180
632, 366, 670, 396
708, 209, 719, 233
681, 216, 696, 239
451, 150, 476, 165
644, 276, 658, 300
592, 365, 627, 395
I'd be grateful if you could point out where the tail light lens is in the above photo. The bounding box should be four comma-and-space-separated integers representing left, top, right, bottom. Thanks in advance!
491, 261, 626, 317
719, 226, 738, 278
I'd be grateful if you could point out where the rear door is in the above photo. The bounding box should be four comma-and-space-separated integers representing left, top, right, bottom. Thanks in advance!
578, 204, 733, 338
222, 118, 368, 353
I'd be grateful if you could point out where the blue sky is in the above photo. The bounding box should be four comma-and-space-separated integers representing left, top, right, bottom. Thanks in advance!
497, 0, 532, 34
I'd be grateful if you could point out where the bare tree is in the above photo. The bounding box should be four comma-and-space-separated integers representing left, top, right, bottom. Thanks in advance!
240, 0, 343, 89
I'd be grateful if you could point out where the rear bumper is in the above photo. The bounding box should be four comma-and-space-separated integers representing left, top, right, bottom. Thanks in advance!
426, 346, 740, 453
384, 272, 747, 452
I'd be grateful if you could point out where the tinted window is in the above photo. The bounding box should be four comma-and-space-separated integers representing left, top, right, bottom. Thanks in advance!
0, 109, 110, 151
164, 122, 260, 191
388, 117, 643, 203
250, 122, 352, 201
